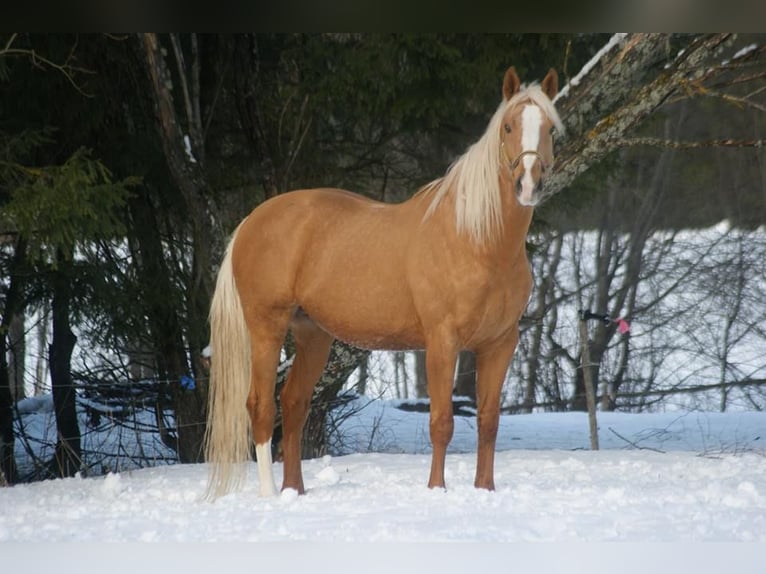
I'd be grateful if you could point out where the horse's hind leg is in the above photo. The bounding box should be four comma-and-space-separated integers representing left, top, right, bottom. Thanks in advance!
280, 314, 333, 494
246, 309, 292, 497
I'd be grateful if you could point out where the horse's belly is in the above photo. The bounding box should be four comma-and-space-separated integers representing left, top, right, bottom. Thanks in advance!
299, 299, 425, 351
336, 329, 425, 352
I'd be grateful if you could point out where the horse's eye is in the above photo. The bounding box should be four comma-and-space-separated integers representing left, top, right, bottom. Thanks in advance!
504, 124, 512, 134
549, 126, 556, 135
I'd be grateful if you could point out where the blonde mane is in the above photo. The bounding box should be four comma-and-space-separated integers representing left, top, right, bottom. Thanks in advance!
423, 84, 564, 244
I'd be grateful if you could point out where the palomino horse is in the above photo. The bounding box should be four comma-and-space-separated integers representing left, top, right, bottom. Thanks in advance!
206, 66, 563, 499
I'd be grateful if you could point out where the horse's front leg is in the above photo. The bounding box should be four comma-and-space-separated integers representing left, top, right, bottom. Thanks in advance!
473, 330, 519, 490
425, 335, 459, 489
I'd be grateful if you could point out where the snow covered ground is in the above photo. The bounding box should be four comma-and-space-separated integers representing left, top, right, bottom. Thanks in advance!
3, 396, 765, 542
2, 395, 765, 571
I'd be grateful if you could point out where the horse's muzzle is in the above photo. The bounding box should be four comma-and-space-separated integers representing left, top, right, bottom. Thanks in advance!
515, 175, 544, 207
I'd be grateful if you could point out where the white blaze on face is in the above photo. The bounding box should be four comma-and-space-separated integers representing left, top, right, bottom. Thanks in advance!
518, 104, 543, 206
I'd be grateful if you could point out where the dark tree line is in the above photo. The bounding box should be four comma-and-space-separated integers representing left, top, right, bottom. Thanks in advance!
1, 34, 764, 484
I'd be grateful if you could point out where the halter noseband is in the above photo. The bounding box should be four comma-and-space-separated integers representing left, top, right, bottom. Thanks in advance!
500, 142, 551, 173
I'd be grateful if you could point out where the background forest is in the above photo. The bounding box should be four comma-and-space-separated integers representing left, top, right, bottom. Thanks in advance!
1, 33, 765, 485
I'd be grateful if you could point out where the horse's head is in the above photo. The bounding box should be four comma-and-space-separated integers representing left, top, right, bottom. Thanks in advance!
499, 67, 561, 207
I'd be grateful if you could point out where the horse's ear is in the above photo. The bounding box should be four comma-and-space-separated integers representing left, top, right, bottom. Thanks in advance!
502, 66, 521, 101
541, 68, 558, 100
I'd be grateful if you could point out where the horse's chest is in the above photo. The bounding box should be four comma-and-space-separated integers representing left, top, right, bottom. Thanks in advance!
463, 264, 531, 333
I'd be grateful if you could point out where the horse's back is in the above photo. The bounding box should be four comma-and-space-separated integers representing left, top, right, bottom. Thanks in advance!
232, 188, 427, 348
231, 186, 531, 351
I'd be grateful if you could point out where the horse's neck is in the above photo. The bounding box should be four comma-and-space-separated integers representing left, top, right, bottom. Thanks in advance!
496, 177, 534, 258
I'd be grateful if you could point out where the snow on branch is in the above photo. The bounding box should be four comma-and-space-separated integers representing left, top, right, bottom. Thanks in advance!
545, 34, 740, 200
554, 33, 628, 104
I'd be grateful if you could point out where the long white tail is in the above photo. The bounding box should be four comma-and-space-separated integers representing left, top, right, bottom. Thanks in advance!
204, 226, 252, 499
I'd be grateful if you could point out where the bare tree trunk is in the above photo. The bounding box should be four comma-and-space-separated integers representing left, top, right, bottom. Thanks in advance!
9, 312, 25, 401
299, 343, 369, 459
49, 250, 81, 478
139, 31, 222, 328
355, 354, 369, 395
34, 300, 49, 396
393, 352, 408, 399
0, 357, 15, 485
414, 351, 427, 399
127, 192, 203, 461
579, 316, 600, 450
231, 34, 280, 199
718, 236, 746, 413
454, 351, 476, 402
0, 238, 27, 484
523, 233, 564, 413
140, 33, 223, 462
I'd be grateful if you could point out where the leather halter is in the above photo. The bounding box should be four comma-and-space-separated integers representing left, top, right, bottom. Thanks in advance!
500, 142, 551, 173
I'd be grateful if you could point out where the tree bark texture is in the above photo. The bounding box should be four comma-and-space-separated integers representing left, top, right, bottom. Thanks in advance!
127, 194, 199, 459
547, 34, 735, 199
578, 317, 600, 450
139, 33, 223, 274
0, 239, 27, 485
0, 354, 15, 485
0, 239, 27, 484
9, 311, 25, 401
49, 255, 81, 477
140, 33, 223, 462
302, 342, 369, 459
231, 34, 280, 199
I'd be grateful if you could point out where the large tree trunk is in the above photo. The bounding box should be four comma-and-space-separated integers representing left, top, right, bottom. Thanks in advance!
231, 34, 281, 199
139, 33, 223, 462
0, 238, 27, 485
548, 34, 735, 199
49, 254, 81, 478
8, 312, 25, 401
127, 193, 205, 461
0, 351, 15, 485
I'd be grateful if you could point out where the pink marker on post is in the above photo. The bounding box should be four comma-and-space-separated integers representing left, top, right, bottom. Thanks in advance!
616, 318, 630, 334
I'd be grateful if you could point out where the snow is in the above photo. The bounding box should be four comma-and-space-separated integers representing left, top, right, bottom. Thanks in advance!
3, 394, 765, 553
733, 43, 758, 60
554, 33, 628, 103
4, 405, 765, 573
183, 134, 197, 164
4, 37, 765, 570
4, 447, 765, 543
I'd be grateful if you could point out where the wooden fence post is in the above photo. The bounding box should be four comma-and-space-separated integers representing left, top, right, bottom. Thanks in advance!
579, 311, 600, 450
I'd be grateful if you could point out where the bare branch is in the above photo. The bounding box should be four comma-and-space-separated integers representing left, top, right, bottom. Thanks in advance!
546, 34, 736, 199
169, 33, 204, 165
617, 137, 766, 149
0, 33, 94, 98
608, 427, 666, 453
